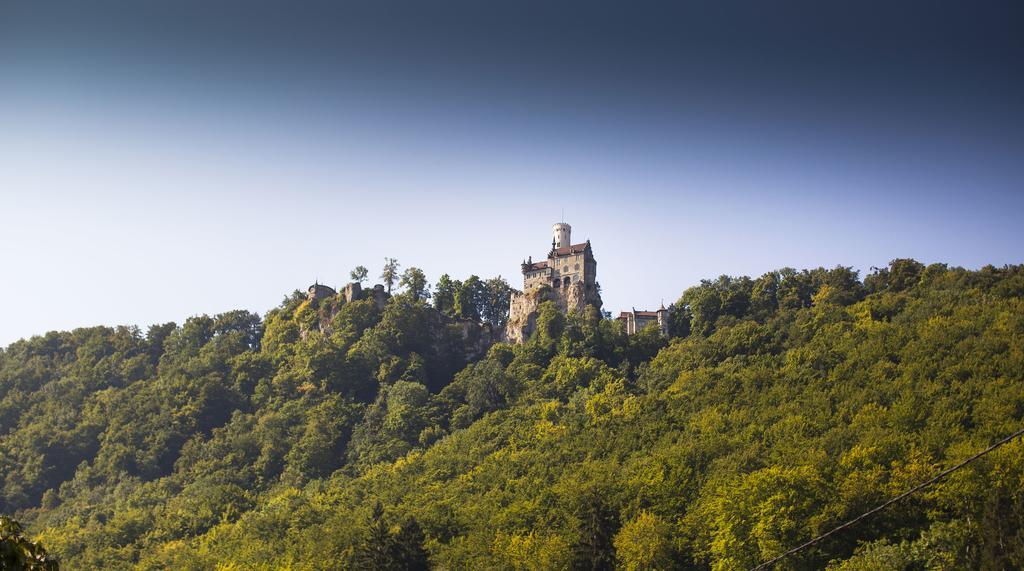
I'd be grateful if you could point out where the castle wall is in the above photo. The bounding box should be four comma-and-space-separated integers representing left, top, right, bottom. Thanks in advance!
505, 290, 542, 344
307, 284, 337, 302
524, 268, 551, 291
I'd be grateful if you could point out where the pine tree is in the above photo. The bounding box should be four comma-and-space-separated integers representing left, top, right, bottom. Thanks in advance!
571, 492, 618, 571
357, 502, 396, 569
392, 517, 430, 570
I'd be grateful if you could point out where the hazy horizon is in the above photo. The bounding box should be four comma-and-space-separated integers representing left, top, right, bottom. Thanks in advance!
2, 0, 1022, 346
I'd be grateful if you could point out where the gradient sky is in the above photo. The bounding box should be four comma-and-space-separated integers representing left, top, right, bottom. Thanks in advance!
1, 1, 1022, 346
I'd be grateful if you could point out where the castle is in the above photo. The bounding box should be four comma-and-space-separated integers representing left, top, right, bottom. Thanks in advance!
307, 281, 388, 308
310, 222, 668, 344
504, 222, 671, 342
505, 223, 604, 343
617, 306, 670, 336
521, 223, 601, 303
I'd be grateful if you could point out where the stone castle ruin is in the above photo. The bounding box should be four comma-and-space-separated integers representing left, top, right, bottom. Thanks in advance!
305, 279, 495, 359
307, 281, 388, 309
505, 223, 604, 343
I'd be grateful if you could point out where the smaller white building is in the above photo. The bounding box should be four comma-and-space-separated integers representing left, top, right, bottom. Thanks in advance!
617, 305, 670, 336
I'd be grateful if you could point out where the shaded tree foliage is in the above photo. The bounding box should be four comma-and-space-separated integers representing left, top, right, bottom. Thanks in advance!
0, 516, 58, 571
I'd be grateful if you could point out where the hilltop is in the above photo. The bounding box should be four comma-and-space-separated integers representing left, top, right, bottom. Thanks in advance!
0, 260, 1022, 569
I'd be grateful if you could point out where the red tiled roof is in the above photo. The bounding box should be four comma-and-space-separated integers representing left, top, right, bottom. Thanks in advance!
524, 261, 549, 271
551, 242, 590, 257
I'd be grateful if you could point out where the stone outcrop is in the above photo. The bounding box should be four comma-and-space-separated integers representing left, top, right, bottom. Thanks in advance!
299, 282, 499, 364
565, 281, 601, 315
505, 283, 601, 344
506, 288, 549, 344
300, 282, 390, 339
341, 282, 362, 303
307, 283, 336, 302
370, 284, 388, 310
335, 282, 385, 309
456, 319, 500, 361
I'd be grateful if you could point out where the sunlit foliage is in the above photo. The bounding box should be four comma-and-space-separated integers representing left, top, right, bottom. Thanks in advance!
0, 260, 1021, 569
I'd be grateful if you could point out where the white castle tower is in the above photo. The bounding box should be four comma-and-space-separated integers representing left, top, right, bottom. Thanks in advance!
552, 222, 571, 249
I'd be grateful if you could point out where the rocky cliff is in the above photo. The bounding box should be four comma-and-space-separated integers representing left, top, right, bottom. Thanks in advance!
505, 282, 601, 343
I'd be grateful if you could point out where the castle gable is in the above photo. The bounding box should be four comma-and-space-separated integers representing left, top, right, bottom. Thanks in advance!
550, 243, 590, 258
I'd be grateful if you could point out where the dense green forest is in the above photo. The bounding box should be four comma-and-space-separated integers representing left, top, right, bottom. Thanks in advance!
1, 260, 1022, 570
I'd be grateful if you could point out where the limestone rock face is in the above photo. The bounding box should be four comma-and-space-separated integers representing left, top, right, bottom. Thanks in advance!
565, 282, 594, 314
505, 284, 602, 344
341, 282, 362, 303
307, 283, 336, 302
505, 288, 550, 344
457, 320, 500, 361
370, 285, 388, 310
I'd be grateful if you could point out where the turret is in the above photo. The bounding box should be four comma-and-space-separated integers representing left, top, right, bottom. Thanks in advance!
657, 302, 670, 336
553, 223, 571, 249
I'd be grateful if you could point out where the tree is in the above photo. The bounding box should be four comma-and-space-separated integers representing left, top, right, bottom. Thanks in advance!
666, 301, 692, 338
614, 511, 674, 571
481, 276, 513, 327
0, 515, 58, 570
283, 396, 360, 482
382, 381, 431, 444
434, 274, 458, 316
681, 281, 721, 336
693, 465, 825, 569
888, 258, 925, 292
624, 323, 667, 367
355, 503, 429, 570
718, 275, 752, 318
392, 518, 430, 570
357, 502, 395, 569
751, 271, 780, 316
454, 275, 484, 321
572, 489, 619, 571
350, 265, 369, 285
864, 265, 890, 294
399, 267, 430, 301
777, 267, 815, 309
145, 322, 177, 364
381, 258, 400, 294
464, 359, 514, 418
823, 265, 864, 305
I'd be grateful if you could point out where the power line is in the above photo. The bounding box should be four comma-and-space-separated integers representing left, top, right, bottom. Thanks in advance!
750, 426, 1024, 571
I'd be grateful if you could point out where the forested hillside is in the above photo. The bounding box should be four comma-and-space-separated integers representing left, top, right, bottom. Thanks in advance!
1, 261, 1022, 570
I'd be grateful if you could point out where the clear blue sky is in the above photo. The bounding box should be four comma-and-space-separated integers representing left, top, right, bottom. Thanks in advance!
1, 1, 1022, 346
